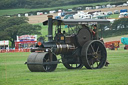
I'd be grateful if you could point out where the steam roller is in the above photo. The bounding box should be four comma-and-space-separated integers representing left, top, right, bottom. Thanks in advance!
26, 15, 110, 72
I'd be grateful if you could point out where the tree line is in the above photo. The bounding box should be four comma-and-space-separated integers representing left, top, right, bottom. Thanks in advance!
0, 17, 42, 47
99, 18, 128, 38
0, 0, 127, 9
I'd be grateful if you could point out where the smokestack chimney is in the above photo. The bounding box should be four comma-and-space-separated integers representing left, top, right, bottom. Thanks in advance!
47, 15, 53, 42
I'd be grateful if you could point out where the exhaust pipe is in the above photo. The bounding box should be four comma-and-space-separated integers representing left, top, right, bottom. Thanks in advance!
47, 15, 53, 42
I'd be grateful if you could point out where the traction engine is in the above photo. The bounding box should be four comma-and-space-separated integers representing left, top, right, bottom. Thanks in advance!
26, 15, 110, 72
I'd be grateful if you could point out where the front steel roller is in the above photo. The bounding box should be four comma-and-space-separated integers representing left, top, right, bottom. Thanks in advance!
81, 40, 107, 69
27, 52, 57, 72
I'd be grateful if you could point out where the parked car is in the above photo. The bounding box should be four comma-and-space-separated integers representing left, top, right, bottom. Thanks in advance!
114, 10, 120, 14
107, 11, 113, 15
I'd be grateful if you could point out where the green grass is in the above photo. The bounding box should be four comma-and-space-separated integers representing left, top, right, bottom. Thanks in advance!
0, 45, 128, 85
0, 2, 113, 16
108, 14, 119, 18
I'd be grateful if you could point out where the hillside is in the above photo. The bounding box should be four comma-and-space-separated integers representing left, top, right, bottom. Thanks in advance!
28, 6, 128, 24
0, 0, 127, 9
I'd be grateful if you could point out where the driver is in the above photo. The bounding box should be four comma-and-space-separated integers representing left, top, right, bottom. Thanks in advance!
55, 28, 65, 43
90, 24, 99, 40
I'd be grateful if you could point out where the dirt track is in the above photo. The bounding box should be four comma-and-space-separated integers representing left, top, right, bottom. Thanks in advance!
28, 6, 128, 24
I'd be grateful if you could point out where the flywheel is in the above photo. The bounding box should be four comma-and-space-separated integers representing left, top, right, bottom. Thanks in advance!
77, 26, 92, 47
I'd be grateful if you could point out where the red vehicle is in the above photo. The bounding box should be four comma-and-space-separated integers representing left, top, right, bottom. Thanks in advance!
105, 41, 120, 50
124, 45, 128, 50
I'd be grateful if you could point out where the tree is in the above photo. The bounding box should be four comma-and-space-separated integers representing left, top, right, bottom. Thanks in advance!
0, 0, 114, 9
0, 16, 42, 47
111, 18, 128, 30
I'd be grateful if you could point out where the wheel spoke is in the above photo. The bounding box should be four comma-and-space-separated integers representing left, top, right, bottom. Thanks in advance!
87, 53, 93, 56
91, 58, 94, 68
97, 51, 101, 54
46, 66, 48, 70
91, 45, 95, 53
96, 46, 99, 53
96, 62, 99, 66
97, 53, 102, 60
46, 65, 50, 71
97, 58, 100, 62
76, 64, 77, 67
92, 61, 94, 68
43, 58, 47, 61
95, 58, 100, 68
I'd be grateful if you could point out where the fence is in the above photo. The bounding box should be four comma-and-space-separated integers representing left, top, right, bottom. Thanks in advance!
0, 49, 30, 53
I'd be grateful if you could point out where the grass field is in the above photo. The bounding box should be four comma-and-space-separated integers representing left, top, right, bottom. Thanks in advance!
0, 45, 128, 85
0, 2, 112, 16
108, 14, 119, 19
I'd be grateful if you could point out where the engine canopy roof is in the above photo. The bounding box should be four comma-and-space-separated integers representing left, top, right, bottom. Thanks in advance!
43, 19, 110, 25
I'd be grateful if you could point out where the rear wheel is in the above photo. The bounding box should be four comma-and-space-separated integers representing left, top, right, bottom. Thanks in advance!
62, 55, 83, 69
81, 40, 107, 69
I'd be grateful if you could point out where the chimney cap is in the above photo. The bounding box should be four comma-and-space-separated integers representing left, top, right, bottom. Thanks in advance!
47, 15, 53, 18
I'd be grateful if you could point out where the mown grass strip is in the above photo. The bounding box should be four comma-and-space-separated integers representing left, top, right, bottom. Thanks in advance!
0, 46, 128, 85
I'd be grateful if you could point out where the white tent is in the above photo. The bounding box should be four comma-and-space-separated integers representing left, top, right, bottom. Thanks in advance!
0, 40, 9, 50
